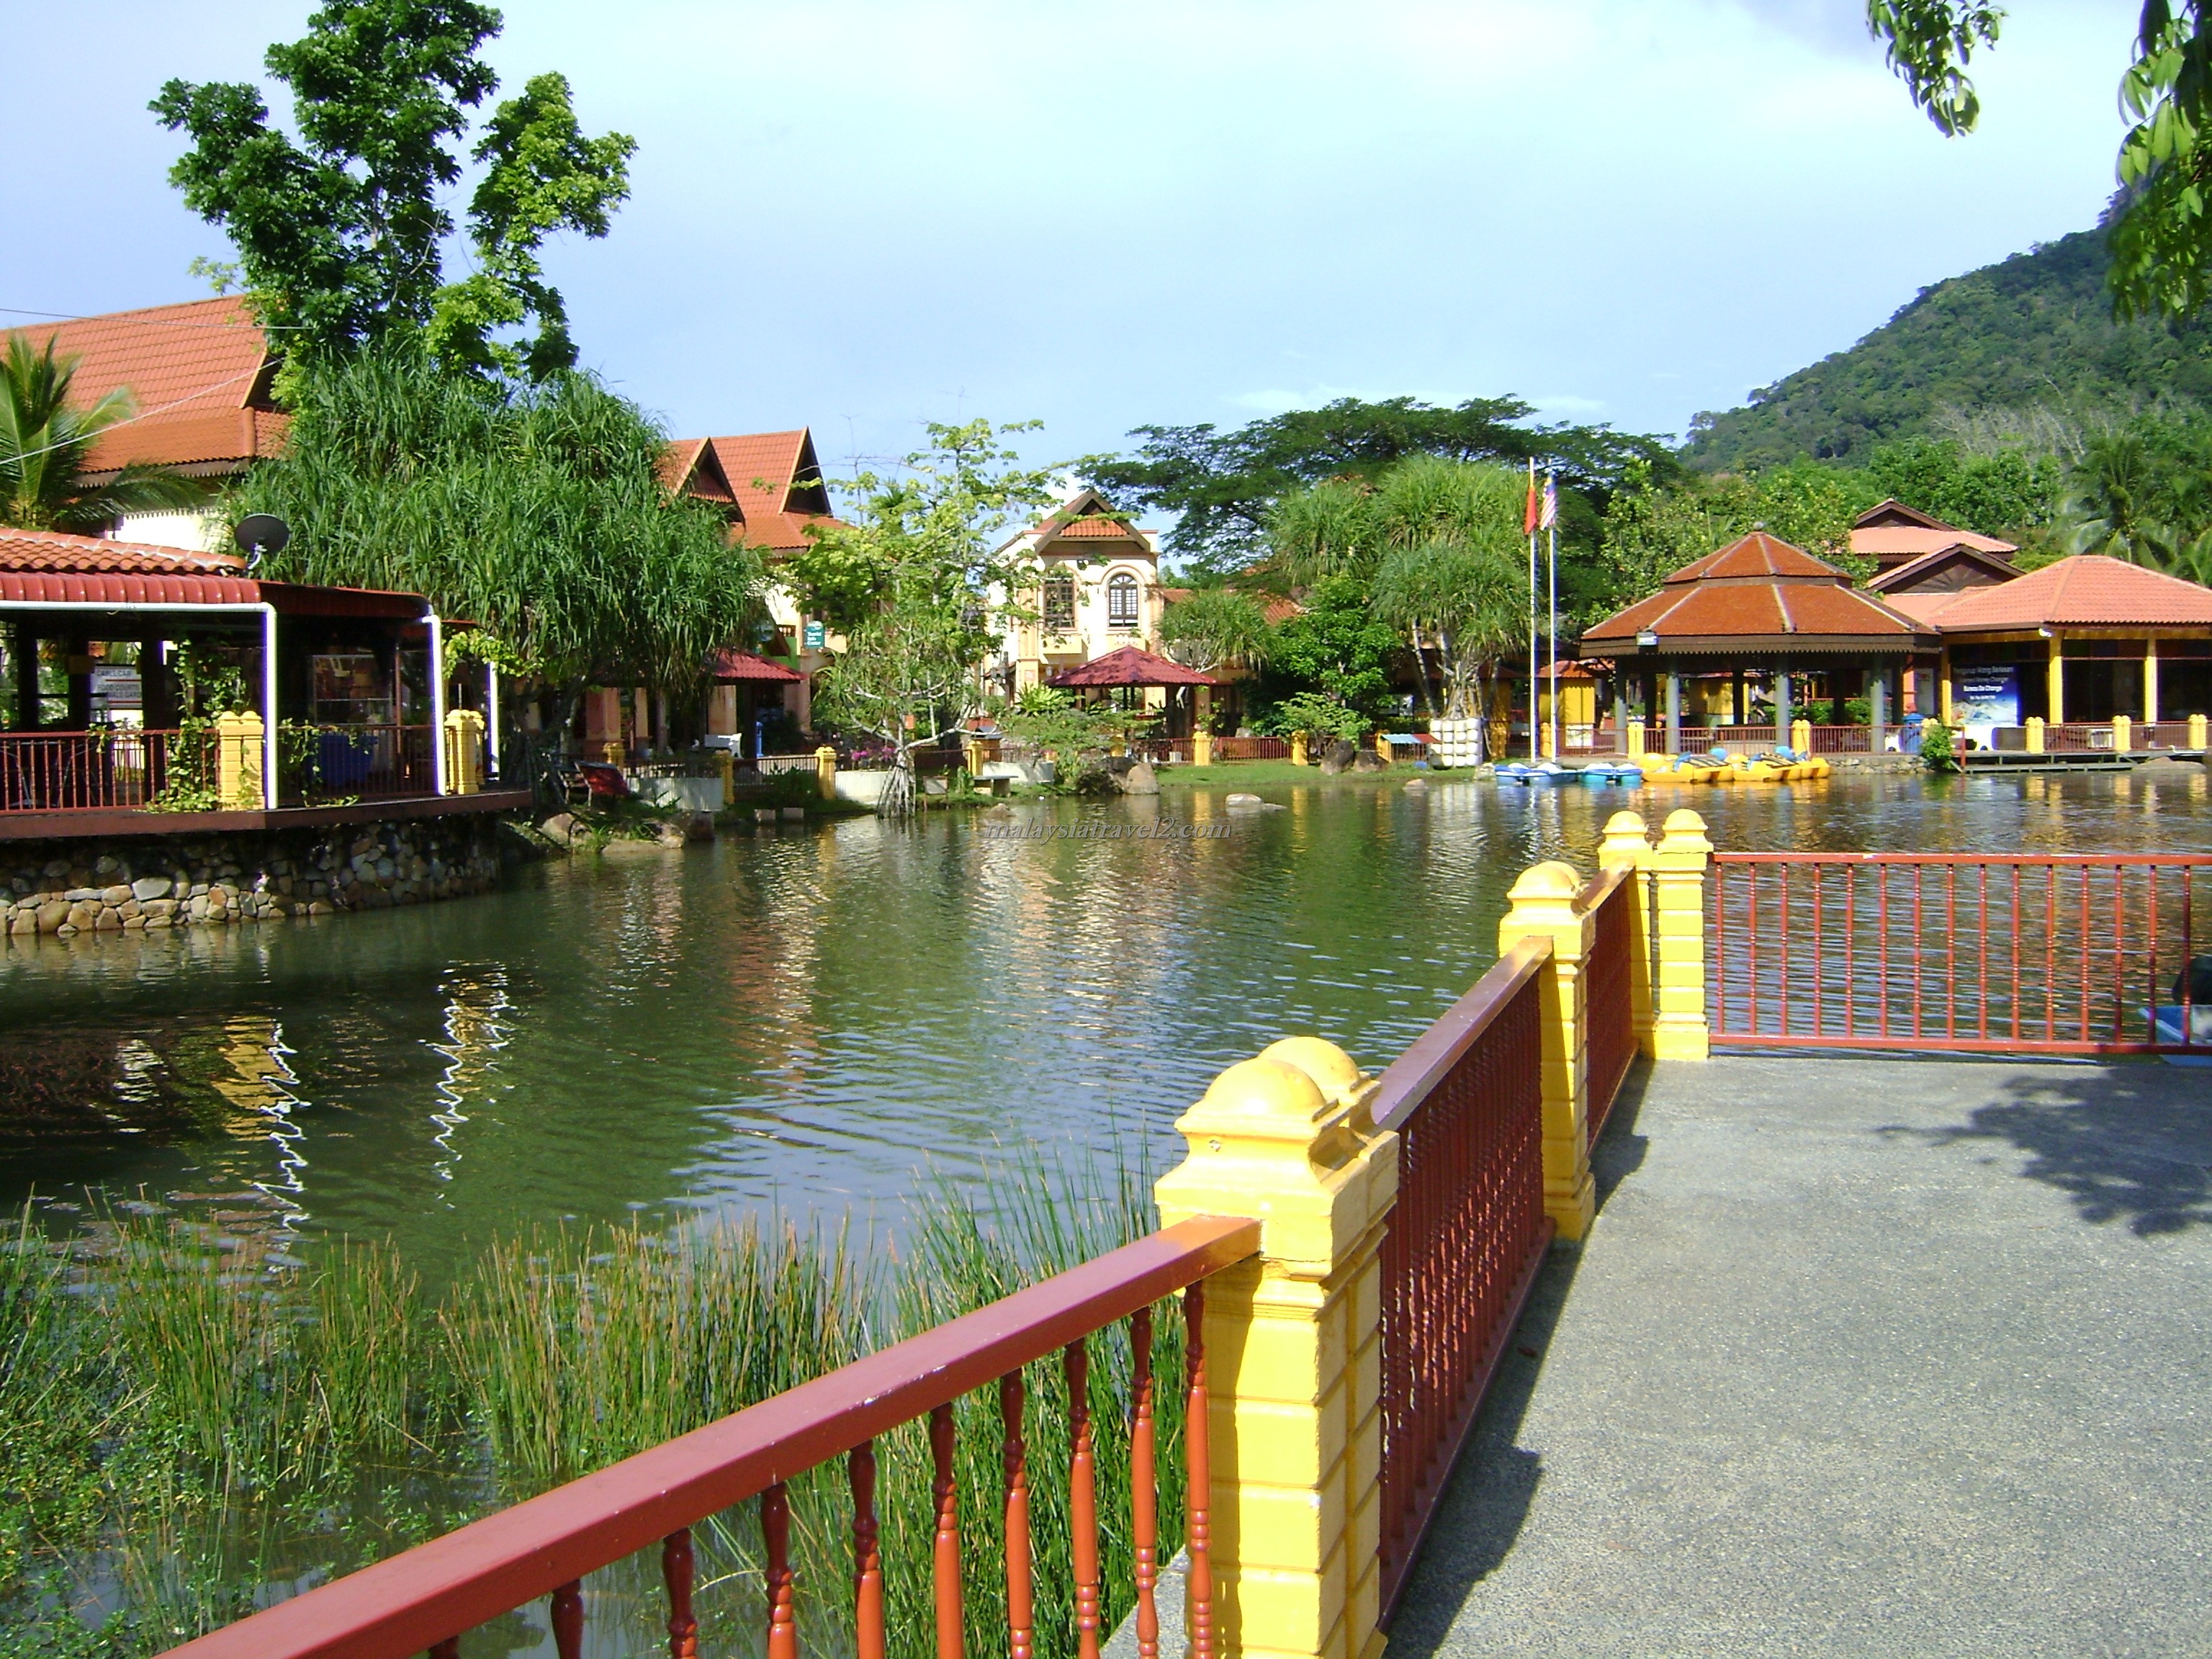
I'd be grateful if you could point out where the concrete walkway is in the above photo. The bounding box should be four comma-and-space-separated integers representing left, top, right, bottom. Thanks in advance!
1389, 1054, 2212, 1659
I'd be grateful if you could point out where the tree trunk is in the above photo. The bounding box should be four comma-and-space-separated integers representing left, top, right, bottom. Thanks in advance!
878, 745, 918, 817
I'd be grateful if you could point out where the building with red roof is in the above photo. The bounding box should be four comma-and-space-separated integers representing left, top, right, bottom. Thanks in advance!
1, 527, 522, 835
0, 298, 287, 554
1579, 532, 1939, 750
989, 487, 1166, 701
1850, 499, 2018, 578
1896, 555, 2212, 741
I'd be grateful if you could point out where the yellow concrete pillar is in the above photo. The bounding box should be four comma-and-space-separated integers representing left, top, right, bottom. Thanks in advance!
2024, 716, 2046, 755
1154, 1038, 1396, 1659
2191, 713, 2209, 748
1650, 809, 1712, 1063
1940, 655, 1955, 724
443, 709, 485, 794
215, 711, 264, 809
1111, 732, 1128, 758
814, 744, 837, 799
1374, 731, 1390, 762
1497, 861, 1598, 1241
2112, 714, 2132, 753
1625, 723, 1645, 758
1291, 731, 1310, 767
1599, 810, 1656, 1057
2047, 633, 2065, 727
1790, 717, 1812, 753
719, 750, 736, 809
2145, 639, 2159, 727
1194, 731, 1215, 767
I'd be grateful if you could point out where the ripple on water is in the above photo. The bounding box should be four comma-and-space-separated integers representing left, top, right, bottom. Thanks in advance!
1, 773, 2206, 1274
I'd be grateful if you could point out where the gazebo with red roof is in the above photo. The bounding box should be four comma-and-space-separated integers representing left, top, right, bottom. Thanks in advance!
1578, 531, 1939, 753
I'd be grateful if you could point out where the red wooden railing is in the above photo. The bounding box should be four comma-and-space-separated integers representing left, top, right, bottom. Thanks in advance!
1210, 737, 1290, 761
157, 1216, 1259, 1659
1711, 853, 2212, 1055
1581, 866, 1638, 1141
1371, 938, 1554, 1617
2041, 722, 2118, 753
0, 728, 214, 813
2141, 721, 2200, 750
284, 724, 438, 802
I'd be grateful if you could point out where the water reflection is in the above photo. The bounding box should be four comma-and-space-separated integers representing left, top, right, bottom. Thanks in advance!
1, 773, 2205, 1275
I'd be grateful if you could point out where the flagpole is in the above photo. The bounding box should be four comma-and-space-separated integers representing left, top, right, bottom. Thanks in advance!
1526, 459, 1538, 763
1547, 468, 1559, 760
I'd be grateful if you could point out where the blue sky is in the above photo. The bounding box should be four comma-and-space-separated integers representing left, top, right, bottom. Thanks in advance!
1, 1, 2138, 479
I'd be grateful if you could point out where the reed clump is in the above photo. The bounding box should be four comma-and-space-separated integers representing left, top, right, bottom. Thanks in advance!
1, 1146, 1182, 1659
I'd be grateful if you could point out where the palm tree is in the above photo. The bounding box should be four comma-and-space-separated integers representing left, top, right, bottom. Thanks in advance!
2063, 428, 2174, 567
0, 336, 207, 533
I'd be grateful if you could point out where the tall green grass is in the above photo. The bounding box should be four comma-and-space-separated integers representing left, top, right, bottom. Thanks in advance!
1, 1145, 1186, 1659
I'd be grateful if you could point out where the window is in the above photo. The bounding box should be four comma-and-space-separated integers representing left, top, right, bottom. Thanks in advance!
1043, 570, 1076, 631
1107, 572, 1140, 629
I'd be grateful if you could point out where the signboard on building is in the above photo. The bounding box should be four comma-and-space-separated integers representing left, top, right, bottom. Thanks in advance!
803, 620, 826, 650
1954, 665, 2020, 747
90, 665, 141, 722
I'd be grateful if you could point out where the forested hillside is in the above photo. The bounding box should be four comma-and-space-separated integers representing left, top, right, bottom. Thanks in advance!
1683, 230, 2212, 471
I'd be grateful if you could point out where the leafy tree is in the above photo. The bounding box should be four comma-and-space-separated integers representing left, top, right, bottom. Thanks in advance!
0, 338, 207, 532
233, 342, 755, 708
1863, 438, 2059, 535
1866, 1, 2212, 320
1157, 589, 1276, 676
1253, 575, 1402, 729
783, 421, 1062, 815
1094, 396, 1675, 572
1597, 462, 1878, 611
153, 1, 634, 379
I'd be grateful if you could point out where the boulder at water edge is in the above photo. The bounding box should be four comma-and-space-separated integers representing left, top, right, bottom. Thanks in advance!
1318, 739, 1357, 775
1119, 761, 1159, 796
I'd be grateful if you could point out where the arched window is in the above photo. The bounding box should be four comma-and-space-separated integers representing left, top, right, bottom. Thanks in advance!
1043, 570, 1076, 631
1107, 571, 1141, 629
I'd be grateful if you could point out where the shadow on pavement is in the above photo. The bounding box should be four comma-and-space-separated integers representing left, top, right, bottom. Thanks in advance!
1910, 1061, 2212, 1236
1383, 1069, 1653, 1653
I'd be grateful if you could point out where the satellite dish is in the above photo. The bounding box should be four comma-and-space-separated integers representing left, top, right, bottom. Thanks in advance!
233, 514, 290, 561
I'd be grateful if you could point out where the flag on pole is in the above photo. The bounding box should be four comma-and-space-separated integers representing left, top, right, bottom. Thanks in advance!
1539, 474, 1557, 530
1523, 459, 1540, 535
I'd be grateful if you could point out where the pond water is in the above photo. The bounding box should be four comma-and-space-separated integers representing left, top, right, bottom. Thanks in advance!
4, 768, 2208, 1275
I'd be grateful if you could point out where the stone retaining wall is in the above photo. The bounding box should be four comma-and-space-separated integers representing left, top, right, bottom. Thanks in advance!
0, 815, 504, 938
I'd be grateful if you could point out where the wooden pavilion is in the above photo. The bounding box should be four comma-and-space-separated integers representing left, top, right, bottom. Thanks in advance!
1046, 644, 1218, 737
1578, 532, 1939, 753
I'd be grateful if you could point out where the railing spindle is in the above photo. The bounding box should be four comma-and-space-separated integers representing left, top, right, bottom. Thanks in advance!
1184, 1282, 1215, 1659
1066, 1341, 1102, 1659
663, 1530, 698, 1659
852, 1443, 885, 1659
1002, 1372, 1035, 1659
550, 1581, 583, 1659
932, 1403, 965, 1659
764, 1483, 798, 1659
1131, 1308, 1159, 1659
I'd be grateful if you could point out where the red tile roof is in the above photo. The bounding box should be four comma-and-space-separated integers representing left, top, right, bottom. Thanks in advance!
0, 526, 243, 574
0, 298, 285, 475
1864, 543, 2019, 593
1910, 555, 2212, 631
0, 526, 421, 616
1047, 645, 1217, 687
1057, 516, 1144, 539
1853, 525, 2018, 562
706, 429, 838, 552
658, 437, 737, 506
1663, 531, 1842, 583
1583, 531, 1933, 652
706, 648, 804, 682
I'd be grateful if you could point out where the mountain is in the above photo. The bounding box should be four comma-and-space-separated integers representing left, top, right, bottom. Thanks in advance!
1682, 229, 2212, 471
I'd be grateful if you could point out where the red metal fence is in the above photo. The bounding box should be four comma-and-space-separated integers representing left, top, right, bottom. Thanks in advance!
161, 1217, 1258, 1659
282, 724, 437, 803
1210, 737, 1290, 761
0, 729, 213, 813
1581, 867, 1638, 1141
1371, 938, 1553, 1616
1711, 853, 2212, 1054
